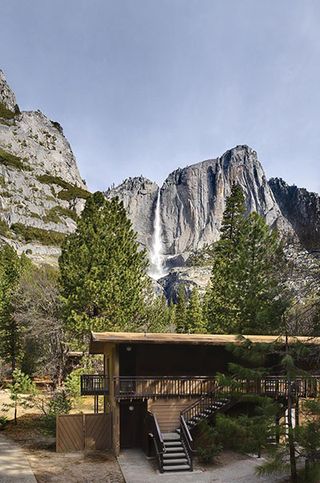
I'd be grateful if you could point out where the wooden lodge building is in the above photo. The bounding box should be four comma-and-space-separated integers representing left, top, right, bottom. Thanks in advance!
79, 331, 320, 473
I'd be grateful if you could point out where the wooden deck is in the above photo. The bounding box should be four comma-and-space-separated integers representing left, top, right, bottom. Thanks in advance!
80, 374, 320, 399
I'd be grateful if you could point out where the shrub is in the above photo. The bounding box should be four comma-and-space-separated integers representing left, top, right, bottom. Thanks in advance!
195, 421, 222, 464
0, 416, 8, 430
0, 219, 9, 236
42, 390, 72, 435
0, 148, 25, 170
38, 174, 90, 200
11, 223, 66, 246
44, 206, 78, 224
0, 102, 15, 119
57, 186, 91, 201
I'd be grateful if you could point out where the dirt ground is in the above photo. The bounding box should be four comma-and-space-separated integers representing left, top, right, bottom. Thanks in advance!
0, 390, 124, 483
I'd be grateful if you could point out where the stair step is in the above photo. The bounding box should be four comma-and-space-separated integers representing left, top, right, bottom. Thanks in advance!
163, 458, 189, 465
163, 452, 185, 458
165, 445, 183, 452
164, 441, 183, 447
163, 433, 180, 441
163, 464, 191, 472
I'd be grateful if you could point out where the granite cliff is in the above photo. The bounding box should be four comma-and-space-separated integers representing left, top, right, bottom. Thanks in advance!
0, 70, 89, 264
106, 146, 304, 266
269, 177, 320, 252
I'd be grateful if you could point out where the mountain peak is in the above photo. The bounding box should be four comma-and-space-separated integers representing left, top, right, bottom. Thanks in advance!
0, 70, 19, 115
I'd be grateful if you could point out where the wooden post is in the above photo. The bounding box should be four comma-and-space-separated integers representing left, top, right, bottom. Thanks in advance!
112, 344, 120, 456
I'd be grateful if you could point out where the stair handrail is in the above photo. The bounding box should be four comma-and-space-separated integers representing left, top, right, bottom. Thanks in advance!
180, 414, 195, 470
146, 411, 165, 473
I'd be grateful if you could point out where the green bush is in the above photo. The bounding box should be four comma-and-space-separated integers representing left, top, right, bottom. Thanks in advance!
42, 390, 72, 435
37, 174, 71, 190
57, 186, 91, 201
37, 174, 90, 200
0, 102, 16, 119
0, 415, 8, 430
11, 223, 66, 246
0, 219, 9, 236
195, 421, 222, 464
0, 148, 25, 170
44, 206, 78, 224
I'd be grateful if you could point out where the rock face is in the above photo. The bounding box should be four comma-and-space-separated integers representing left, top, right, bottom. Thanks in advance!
269, 178, 320, 251
160, 145, 292, 258
0, 70, 89, 264
0, 70, 19, 113
107, 146, 297, 264
105, 177, 158, 250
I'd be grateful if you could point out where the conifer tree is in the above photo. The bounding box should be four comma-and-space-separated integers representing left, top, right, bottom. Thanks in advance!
0, 246, 30, 374
186, 288, 206, 333
59, 192, 150, 342
207, 185, 287, 334
175, 285, 187, 333
206, 184, 247, 333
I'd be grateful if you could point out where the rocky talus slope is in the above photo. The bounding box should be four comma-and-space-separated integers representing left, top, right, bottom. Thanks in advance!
0, 70, 89, 264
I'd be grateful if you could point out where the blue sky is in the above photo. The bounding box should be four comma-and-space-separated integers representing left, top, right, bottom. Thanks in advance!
1, 0, 319, 193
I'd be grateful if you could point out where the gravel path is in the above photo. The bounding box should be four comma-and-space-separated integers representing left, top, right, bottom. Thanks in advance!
0, 433, 37, 483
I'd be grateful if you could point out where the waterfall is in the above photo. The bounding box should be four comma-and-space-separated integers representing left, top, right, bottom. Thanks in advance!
149, 188, 166, 280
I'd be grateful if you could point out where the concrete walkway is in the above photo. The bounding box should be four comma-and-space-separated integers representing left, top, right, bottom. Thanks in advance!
0, 433, 37, 483
118, 450, 284, 483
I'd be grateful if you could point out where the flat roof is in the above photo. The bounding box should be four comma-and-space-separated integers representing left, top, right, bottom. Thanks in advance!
89, 331, 320, 354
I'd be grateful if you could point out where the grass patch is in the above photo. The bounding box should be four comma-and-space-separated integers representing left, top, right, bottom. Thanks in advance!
37, 174, 90, 200
44, 206, 78, 223
0, 102, 16, 119
11, 223, 66, 246
0, 148, 28, 171
0, 175, 5, 187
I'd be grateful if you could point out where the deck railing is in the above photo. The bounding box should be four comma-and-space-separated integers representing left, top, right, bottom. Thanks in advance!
80, 374, 320, 399
114, 376, 217, 399
80, 374, 109, 395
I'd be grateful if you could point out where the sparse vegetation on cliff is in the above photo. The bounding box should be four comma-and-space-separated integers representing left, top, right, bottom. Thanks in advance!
37, 174, 90, 200
11, 223, 65, 246
0, 148, 26, 170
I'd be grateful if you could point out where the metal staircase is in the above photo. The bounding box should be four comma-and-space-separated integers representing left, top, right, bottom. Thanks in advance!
162, 432, 192, 472
181, 394, 234, 432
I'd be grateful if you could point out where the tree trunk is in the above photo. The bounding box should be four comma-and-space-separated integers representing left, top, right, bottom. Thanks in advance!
14, 400, 17, 425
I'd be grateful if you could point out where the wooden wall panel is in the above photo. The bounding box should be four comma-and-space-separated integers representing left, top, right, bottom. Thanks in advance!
56, 414, 84, 452
148, 398, 198, 432
56, 413, 112, 452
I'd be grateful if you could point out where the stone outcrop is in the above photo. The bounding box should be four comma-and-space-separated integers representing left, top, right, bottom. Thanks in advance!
0, 70, 89, 264
0, 70, 19, 113
269, 177, 320, 251
105, 176, 158, 250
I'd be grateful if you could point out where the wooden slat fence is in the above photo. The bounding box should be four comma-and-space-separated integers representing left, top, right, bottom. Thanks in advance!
56, 413, 112, 452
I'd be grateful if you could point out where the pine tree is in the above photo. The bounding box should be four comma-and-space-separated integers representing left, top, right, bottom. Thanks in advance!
186, 288, 206, 333
143, 295, 174, 332
237, 212, 287, 333
59, 192, 150, 342
175, 285, 187, 333
206, 184, 247, 333
207, 185, 287, 334
0, 246, 30, 374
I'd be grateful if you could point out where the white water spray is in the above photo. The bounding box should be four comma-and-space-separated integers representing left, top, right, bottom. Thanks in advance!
149, 188, 166, 280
